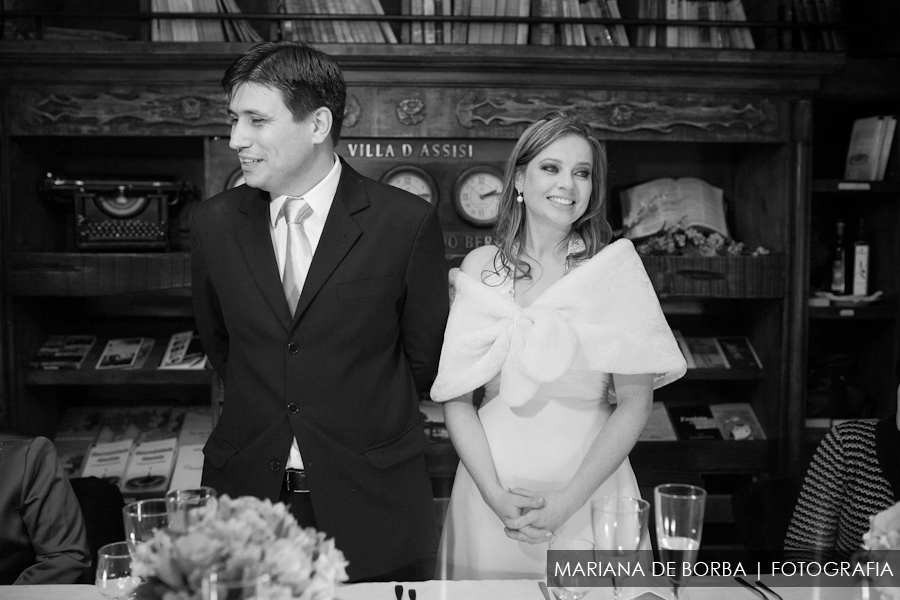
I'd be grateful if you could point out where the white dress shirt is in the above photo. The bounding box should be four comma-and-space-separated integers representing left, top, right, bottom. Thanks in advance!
269, 156, 342, 470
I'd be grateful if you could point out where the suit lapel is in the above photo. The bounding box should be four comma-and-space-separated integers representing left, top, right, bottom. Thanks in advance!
236, 187, 295, 330
292, 160, 367, 323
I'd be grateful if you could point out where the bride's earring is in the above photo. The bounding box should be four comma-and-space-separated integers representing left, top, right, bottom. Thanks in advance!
515, 190, 524, 203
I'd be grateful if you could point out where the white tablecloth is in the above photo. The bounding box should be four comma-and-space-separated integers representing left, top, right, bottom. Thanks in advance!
0, 581, 865, 600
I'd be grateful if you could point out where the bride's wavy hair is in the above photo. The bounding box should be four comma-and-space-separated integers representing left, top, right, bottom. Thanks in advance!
490, 110, 612, 282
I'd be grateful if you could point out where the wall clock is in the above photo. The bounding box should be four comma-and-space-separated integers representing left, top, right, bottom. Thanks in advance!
453, 165, 504, 227
381, 165, 438, 204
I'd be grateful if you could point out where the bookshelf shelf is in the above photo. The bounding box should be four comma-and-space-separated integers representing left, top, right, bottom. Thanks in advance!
25, 368, 214, 386
9, 253, 192, 297
681, 368, 763, 380
631, 439, 770, 472
808, 302, 898, 320
812, 179, 900, 194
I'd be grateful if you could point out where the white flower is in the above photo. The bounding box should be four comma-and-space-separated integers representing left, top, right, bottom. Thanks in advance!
132, 494, 348, 600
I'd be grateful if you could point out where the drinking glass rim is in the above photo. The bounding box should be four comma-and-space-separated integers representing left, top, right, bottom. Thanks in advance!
123, 498, 169, 517
654, 484, 707, 499
591, 496, 650, 513
165, 485, 217, 500
98, 541, 131, 559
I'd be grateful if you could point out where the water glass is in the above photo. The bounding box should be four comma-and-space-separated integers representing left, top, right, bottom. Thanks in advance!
165, 485, 217, 533
95, 541, 138, 600
123, 498, 169, 555
546, 536, 595, 600
202, 569, 271, 600
654, 484, 707, 600
592, 496, 650, 600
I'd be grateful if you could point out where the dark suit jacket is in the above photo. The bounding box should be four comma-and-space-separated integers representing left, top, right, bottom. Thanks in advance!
0, 434, 91, 585
190, 159, 449, 581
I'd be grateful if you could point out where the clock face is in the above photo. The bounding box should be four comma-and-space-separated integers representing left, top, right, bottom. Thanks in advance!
381, 166, 437, 204
454, 166, 504, 227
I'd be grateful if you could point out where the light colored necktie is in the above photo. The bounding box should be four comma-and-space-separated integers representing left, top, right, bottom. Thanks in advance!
282, 197, 314, 316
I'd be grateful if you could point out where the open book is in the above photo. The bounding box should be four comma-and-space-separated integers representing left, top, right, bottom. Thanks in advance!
620, 177, 728, 240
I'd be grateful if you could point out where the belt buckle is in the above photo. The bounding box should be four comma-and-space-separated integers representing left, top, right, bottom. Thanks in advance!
285, 469, 309, 493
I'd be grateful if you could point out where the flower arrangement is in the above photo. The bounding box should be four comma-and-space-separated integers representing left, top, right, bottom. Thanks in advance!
630, 225, 771, 258
863, 501, 900, 599
131, 495, 348, 600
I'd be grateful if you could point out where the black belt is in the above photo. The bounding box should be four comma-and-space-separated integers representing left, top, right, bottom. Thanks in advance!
284, 469, 310, 493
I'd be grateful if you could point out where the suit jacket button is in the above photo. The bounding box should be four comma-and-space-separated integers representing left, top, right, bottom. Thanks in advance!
288, 403, 299, 414
287, 342, 300, 354
270, 461, 281, 472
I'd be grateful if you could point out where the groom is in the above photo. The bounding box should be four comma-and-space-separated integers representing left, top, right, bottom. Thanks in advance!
190, 41, 449, 582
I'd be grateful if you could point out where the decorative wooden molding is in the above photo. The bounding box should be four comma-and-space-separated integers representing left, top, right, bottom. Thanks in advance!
11, 88, 364, 135
456, 92, 778, 134
396, 98, 426, 126
344, 95, 361, 129
10, 88, 229, 135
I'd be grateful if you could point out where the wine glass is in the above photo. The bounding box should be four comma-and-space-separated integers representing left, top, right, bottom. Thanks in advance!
123, 498, 169, 555
654, 484, 707, 600
165, 485, 217, 533
95, 541, 138, 600
592, 496, 650, 600
546, 537, 595, 600
202, 568, 271, 600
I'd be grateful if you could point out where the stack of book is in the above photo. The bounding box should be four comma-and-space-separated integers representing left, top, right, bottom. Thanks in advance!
641, 402, 766, 441
151, 0, 262, 42
673, 331, 764, 370
787, 0, 846, 52
844, 115, 897, 182
29, 331, 209, 372
636, 0, 753, 48
281, 0, 398, 43
54, 405, 214, 498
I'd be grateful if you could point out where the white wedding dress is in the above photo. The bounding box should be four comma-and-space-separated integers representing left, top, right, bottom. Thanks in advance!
431, 238, 686, 580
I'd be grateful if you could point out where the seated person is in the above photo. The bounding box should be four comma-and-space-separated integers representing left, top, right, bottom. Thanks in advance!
0, 430, 91, 584
784, 384, 900, 561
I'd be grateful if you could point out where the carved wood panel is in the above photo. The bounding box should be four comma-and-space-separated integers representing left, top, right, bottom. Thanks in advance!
9, 85, 785, 143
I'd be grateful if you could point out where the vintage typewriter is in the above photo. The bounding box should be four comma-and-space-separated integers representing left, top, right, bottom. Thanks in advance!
43, 174, 192, 251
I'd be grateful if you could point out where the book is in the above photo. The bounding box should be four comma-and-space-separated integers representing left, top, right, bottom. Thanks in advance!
639, 401, 678, 441
876, 116, 897, 181
121, 437, 179, 497
683, 337, 730, 369
580, 0, 615, 46
716, 336, 763, 369
94, 405, 187, 446
709, 403, 766, 440
95, 337, 149, 370
29, 334, 96, 370
177, 407, 215, 447
667, 404, 723, 440
671, 330, 697, 369
844, 116, 893, 181
620, 177, 728, 240
452, 0, 470, 43
80, 439, 135, 486
605, 0, 629, 45
54, 438, 94, 478
725, 0, 754, 49
169, 443, 205, 491
158, 331, 209, 370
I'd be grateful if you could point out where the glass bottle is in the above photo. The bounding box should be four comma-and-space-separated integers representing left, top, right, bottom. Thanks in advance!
830, 219, 847, 295
852, 218, 870, 296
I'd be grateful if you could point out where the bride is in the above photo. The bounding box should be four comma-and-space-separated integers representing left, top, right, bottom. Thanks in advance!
431, 110, 687, 580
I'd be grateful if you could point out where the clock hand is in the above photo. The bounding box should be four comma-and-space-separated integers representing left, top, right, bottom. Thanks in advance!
480, 189, 500, 199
